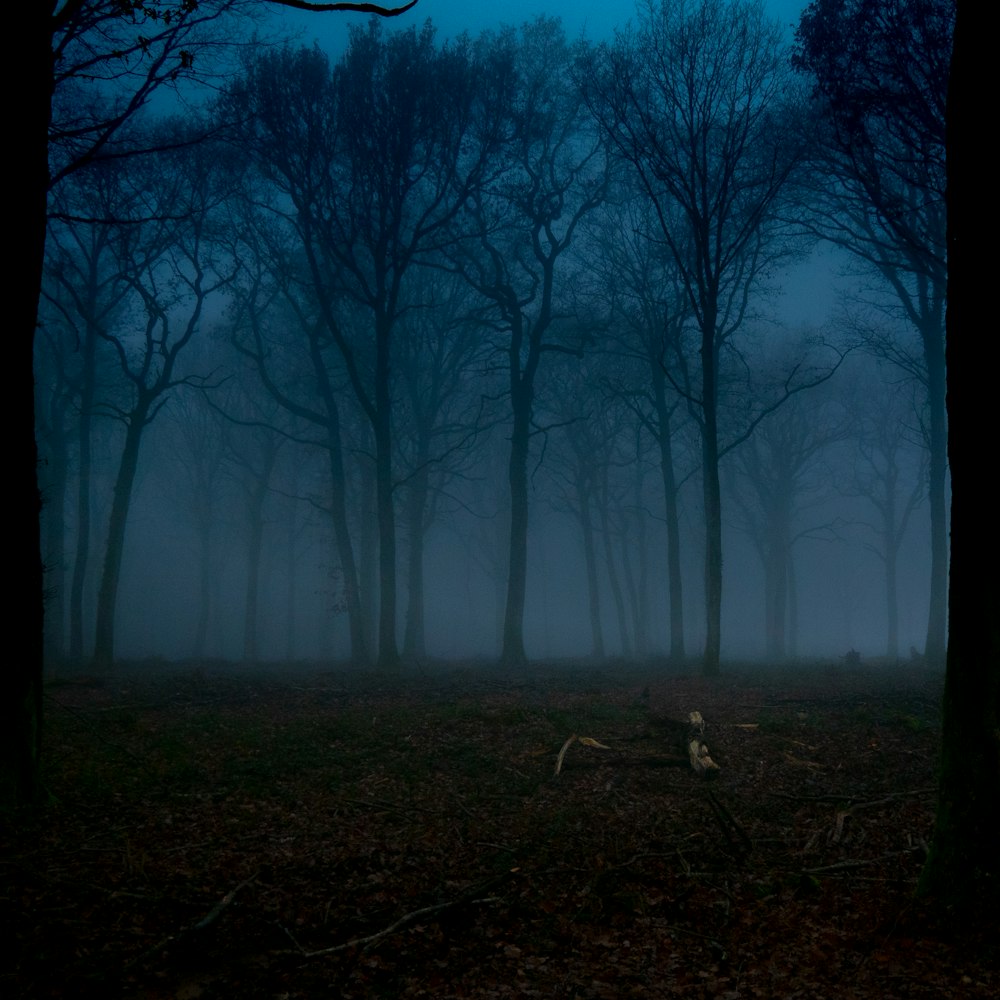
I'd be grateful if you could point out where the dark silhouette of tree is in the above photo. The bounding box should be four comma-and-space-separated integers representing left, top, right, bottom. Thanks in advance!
90, 133, 236, 670
455, 17, 608, 667
44, 163, 141, 662
10, 0, 247, 809
394, 273, 495, 661
12, 0, 414, 809
226, 186, 371, 663
793, 0, 954, 666
918, 1, 1000, 919
727, 382, 848, 661
843, 369, 925, 661
584, 0, 805, 675
226, 27, 501, 668
155, 387, 234, 659
588, 192, 695, 664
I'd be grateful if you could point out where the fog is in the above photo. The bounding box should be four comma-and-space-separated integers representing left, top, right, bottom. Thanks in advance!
38, 0, 947, 672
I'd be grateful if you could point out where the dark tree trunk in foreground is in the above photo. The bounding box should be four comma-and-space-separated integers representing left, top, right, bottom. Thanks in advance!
3, 1, 50, 806
919, 3, 1000, 917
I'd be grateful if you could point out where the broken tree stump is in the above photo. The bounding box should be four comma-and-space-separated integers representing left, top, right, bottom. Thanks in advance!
554, 710, 720, 778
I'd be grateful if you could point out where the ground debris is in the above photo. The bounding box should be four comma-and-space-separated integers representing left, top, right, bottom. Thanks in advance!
3, 663, 993, 999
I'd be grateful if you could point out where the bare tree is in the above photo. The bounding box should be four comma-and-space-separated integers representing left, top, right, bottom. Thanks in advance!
9, 0, 424, 807
726, 380, 849, 661
793, 0, 953, 665
226, 28, 501, 667
919, 0, 1000, 917
90, 131, 236, 669
586, 192, 696, 664
584, 0, 806, 674
455, 18, 608, 667
394, 272, 496, 661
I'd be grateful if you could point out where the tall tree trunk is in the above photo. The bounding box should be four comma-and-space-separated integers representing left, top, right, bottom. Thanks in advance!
2, 0, 51, 805
309, 335, 366, 663
919, 6, 1000, 914
502, 387, 531, 668
701, 331, 723, 677
402, 461, 430, 661
923, 322, 948, 667
284, 503, 299, 662
627, 458, 651, 660
325, 427, 366, 664
93, 403, 150, 671
69, 307, 99, 661
599, 482, 632, 660
885, 541, 899, 662
193, 504, 212, 659
578, 484, 605, 660
243, 473, 271, 664
40, 420, 69, 665
374, 317, 399, 669
653, 370, 685, 663
357, 456, 378, 659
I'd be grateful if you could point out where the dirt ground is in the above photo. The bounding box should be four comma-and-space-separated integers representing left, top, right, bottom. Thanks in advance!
2, 660, 996, 998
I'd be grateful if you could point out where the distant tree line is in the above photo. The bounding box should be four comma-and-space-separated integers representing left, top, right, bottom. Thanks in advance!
12, 0, 955, 808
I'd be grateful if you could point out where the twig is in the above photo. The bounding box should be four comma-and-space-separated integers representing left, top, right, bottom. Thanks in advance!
293, 896, 501, 958
290, 873, 514, 958
124, 874, 257, 971
803, 850, 920, 875
705, 791, 753, 857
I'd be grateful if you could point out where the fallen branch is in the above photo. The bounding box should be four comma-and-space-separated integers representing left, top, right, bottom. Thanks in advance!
125, 874, 257, 971
289, 873, 513, 958
830, 793, 927, 844
554, 735, 612, 776
705, 790, 753, 858
803, 849, 922, 875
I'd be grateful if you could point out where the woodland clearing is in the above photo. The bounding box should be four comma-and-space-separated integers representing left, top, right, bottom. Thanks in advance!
3, 661, 994, 998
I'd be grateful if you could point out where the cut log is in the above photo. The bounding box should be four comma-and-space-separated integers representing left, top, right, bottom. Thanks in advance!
686, 711, 720, 777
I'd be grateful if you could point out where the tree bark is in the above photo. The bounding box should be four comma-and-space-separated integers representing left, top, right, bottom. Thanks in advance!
922, 321, 948, 666
501, 374, 531, 668
919, 3, 1000, 916
374, 314, 400, 669
1, 0, 49, 807
701, 330, 723, 677
402, 460, 430, 661
92, 401, 150, 670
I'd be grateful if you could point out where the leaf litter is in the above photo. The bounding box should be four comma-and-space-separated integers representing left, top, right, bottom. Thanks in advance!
2, 661, 995, 998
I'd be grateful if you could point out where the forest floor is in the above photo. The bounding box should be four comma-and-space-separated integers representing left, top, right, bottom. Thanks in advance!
3, 660, 996, 998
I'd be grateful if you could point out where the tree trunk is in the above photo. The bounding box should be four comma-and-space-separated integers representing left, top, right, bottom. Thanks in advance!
374, 317, 399, 669
69, 303, 99, 661
653, 369, 685, 663
357, 455, 378, 659
599, 479, 632, 659
922, 322, 948, 667
402, 461, 429, 661
92, 404, 149, 670
577, 473, 605, 660
193, 503, 213, 660
919, 6, 1000, 916
2, 0, 50, 806
242, 468, 272, 664
325, 428, 366, 664
701, 330, 723, 677
40, 418, 69, 665
501, 386, 531, 668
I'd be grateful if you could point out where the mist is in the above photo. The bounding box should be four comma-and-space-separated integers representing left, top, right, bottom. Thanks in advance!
36, 0, 947, 673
